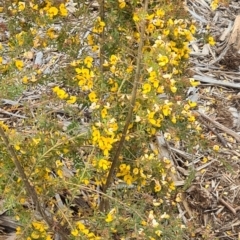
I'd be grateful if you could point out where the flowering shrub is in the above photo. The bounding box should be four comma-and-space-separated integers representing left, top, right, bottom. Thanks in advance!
0, 0, 204, 239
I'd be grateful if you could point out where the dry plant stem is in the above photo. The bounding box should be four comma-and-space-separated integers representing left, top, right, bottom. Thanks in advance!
218, 197, 236, 215
195, 111, 240, 142
100, 0, 149, 211
0, 127, 69, 240
198, 116, 228, 147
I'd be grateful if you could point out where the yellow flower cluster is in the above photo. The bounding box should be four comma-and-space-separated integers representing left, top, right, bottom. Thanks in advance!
7, 1, 68, 18
74, 58, 94, 91
71, 221, 101, 239
93, 17, 105, 34
18, 221, 52, 240
52, 86, 77, 103
92, 126, 118, 156
41, 2, 68, 18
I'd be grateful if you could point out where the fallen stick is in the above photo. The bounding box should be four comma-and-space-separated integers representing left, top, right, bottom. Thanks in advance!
193, 75, 240, 89
0, 108, 27, 119
198, 115, 229, 147
195, 111, 240, 142
218, 197, 236, 215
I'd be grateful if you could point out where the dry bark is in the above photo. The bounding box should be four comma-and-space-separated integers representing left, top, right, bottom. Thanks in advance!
221, 15, 240, 69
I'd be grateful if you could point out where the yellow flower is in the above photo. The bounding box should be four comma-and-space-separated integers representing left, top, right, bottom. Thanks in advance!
110, 55, 118, 65
32, 221, 47, 232
98, 159, 111, 170
124, 174, 133, 185
118, 0, 126, 8
167, 19, 174, 26
47, 7, 58, 18
105, 208, 116, 222
162, 104, 172, 116
175, 193, 182, 202
153, 199, 162, 206
46, 235, 52, 240
158, 55, 169, 67
142, 83, 151, 94
22, 76, 28, 84
57, 89, 69, 99
18, 2, 25, 11
98, 136, 116, 156
156, 9, 165, 17
57, 169, 63, 178
171, 115, 176, 123
92, 127, 101, 142
56, 160, 63, 168
76, 221, 86, 231
15, 60, 24, 70
161, 212, 170, 219
189, 78, 200, 87
47, 28, 58, 39
157, 85, 164, 93
202, 156, 208, 163
101, 108, 108, 118
188, 100, 197, 108
211, 0, 219, 10
153, 19, 164, 27
67, 96, 77, 104
32, 138, 41, 145
147, 23, 155, 33
154, 183, 161, 192
170, 85, 177, 93
31, 231, 40, 239
88, 91, 98, 102
87, 34, 94, 45
92, 45, 99, 52
59, 3, 68, 16
16, 227, 22, 235
187, 114, 195, 122
208, 36, 216, 46
52, 86, 60, 93
155, 230, 162, 237
184, 104, 190, 111
84, 56, 93, 68
163, 29, 170, 36
110, 82, 118, 92
99, 20, 105, 27
30, 3, 38, 10
213, 145, 219, 152
133, 168, 139, 175
169, 182, 175, 191
189, 24, 196, 34
133, 13, 140, 22
119, 164, 129, 173
93, 18, 105, 33
71, 229, 79, 236
146, 14, 154, 20
14, 145, 20, 151
105, 213, 113, 222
